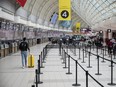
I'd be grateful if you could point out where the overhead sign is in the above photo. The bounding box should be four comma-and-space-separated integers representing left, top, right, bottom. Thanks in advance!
76, 23, 81, 33
16, 0, 27, 7
59, 0, 71, 20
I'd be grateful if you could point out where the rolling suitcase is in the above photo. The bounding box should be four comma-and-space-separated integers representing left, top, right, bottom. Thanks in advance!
28, 54, 34, 68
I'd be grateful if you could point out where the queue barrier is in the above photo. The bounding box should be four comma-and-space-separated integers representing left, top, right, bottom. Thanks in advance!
32, 44, 49, 87
61, 47, 104, 87
80, 46, 116, 86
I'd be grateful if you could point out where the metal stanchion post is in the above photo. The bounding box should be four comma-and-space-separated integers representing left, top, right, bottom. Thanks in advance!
40, 54, 44, 68
43, 49, 46, 63
78, 47, 81, 60
87, 52, 92, 68
95, 55, 102, 75
108, 60, 116, 86
86, 71, 88, 87
105, 46, 107, 56
35, 69, 38, 87
66, 55, 72, 74
72, 61, 81, 86
101, 48, 105, 63
82, 49, 85, 63
74, 45, 76, 56
85, 46, 87, 58
63, 52, 67, 68
62, 50, 65, 64
38, 59, 43, 74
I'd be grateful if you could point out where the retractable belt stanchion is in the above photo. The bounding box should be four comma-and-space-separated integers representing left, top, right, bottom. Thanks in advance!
108, 60, 116, 86
87, 52, 92, 68
101, 48, 105, 63
74, 45, 76, 56
82, 49, 85, 63
72, 61, 81, 86
95, 55, 102, 75
78, 47, 81, 60
66, 55, 72, 74
104, 46, 107, 56
86, 71, 89, 87
40, 52, 44, 68
63, 52, 67, 68
62, 50, 65, 64
85, 46, 87, 58
38, 58, 43, 74
43, 48, 46, 63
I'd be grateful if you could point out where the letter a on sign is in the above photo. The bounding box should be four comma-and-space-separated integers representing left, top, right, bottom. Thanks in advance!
59, 0, 71, 20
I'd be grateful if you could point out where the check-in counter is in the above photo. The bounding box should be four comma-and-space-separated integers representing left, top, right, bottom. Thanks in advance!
8, 42, 12, 54
0, 44, 5, 58
4, 44, 9, 56
29, 39, 33, 47
12, 43, 15, 53
32, 39, 37, 46
14, 42, 18, 53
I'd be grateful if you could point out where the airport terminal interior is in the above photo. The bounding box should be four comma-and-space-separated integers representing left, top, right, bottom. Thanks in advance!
0, 0, 116, 87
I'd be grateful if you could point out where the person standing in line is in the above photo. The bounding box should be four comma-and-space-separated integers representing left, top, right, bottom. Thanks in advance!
19, 37, 30, 69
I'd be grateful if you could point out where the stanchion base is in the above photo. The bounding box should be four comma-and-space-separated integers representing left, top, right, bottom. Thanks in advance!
62, 62, 65, 64
37, 81, 43, 84
101, 61, 106, 63
40, 72, 43, 74
108, 83, 116, 86
63, 67, 68, 69
43, 61, 46, 63
72, 83, 81, 86
66, 73, 72, 75
40, 66, 45, 68
81, 61, 86, 63
78, 58, 81, 60
95, 73, 102, 75
109, 65, 114, 67
87, 66, 92, 68
31, 85, 35, 87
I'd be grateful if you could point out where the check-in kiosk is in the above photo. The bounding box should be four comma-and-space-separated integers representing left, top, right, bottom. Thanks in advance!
12, 43, 15, 53
0, 44, 5, 58
14, 42, 18, 53
32, 38, 37, 46
4, 44, 9, 56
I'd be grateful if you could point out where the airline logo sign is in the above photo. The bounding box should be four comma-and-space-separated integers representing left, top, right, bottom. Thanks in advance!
16, 0, 27, 7
76, 23, 80, 32
59, 0, 71, 20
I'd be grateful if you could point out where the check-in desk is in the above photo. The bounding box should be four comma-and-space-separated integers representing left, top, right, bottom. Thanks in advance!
12, 43, 15, 53
0, 44, 5, 58
32, 39, 37, 46
4, 44, 9, 56
14, 42, 18, 53
29, 39, 33, 47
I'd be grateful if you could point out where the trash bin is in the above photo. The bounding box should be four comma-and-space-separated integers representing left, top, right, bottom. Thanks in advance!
0, 44, 5, 58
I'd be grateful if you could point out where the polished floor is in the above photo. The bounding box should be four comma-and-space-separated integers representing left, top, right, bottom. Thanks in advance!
0, 43, 116, 87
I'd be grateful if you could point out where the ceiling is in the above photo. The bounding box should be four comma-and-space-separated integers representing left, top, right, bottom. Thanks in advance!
5, 0, 116, 30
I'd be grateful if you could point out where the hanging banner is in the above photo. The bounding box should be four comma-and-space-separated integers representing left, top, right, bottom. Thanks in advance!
16, 0, 27, 7
76, 23, 80, 33
59, 0, 71, 20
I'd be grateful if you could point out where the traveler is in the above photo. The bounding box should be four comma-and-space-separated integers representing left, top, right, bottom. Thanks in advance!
19, 37, 30, 69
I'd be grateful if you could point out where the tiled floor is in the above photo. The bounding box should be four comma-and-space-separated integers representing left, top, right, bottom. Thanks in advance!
0, 44, 116, 87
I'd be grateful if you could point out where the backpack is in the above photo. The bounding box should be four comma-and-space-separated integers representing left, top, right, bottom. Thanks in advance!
19, 41, 28, 51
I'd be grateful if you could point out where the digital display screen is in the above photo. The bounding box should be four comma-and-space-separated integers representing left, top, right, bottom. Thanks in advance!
50, 13, 58, 24
59, 21, 72, 28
